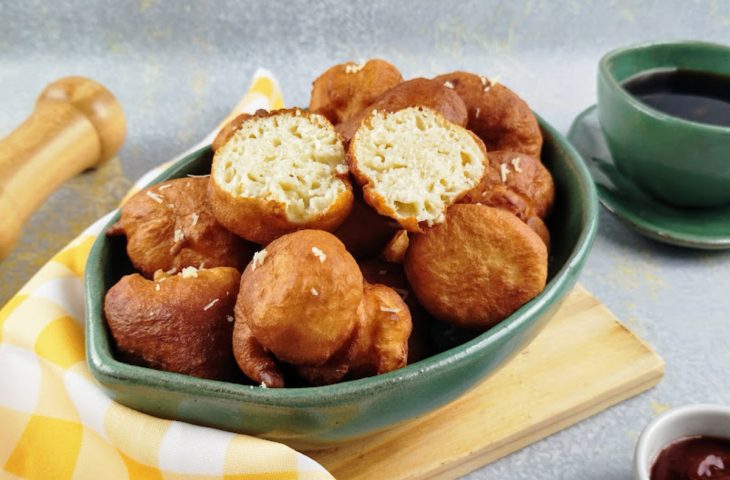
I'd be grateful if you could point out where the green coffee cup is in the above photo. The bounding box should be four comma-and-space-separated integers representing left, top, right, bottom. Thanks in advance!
597, 41, 730, 207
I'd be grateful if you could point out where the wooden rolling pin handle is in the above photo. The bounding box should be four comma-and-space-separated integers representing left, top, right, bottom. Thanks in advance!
0, 77, 126, 260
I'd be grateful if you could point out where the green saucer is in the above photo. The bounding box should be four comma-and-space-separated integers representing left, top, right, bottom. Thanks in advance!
568, 105, 730, 250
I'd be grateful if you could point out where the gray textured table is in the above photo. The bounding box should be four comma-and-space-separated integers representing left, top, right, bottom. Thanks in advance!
2, 1, 729, 478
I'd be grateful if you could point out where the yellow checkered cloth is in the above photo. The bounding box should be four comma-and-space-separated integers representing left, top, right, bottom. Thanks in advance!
0, 70, 334, 480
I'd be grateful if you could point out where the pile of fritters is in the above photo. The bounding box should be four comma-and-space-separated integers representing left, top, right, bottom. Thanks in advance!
103, 59, 554, 387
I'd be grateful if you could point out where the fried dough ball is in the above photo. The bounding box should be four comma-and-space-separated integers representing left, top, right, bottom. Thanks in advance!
209, 109, 353, 245
104, 267, 241, 380
460, 151, 555, 221
309, 59, 403, 126
337, 78, 468, 142
527, 215, 551, 250
381, 230, 409, 264
298, 281, 412, 383
405, 204, 547, 329
232, 319, 285, 388
107, 177, 255, 278
359, 259, 435, 364
295, 335, 356, 386
236, 230, 363, 366
349, 107, 487, 232
433, 72, 542, 156
348, 283, 412, 378
212, 113, 251, 152
333, 189, 400, 259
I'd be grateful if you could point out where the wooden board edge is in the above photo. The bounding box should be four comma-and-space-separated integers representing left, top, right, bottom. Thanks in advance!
422, 360, 666, 480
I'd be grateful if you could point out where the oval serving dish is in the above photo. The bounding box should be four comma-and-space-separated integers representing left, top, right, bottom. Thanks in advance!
85, 114, 598, 449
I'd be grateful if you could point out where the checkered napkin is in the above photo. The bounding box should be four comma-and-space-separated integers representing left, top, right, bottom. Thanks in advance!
0, 70, 334, 480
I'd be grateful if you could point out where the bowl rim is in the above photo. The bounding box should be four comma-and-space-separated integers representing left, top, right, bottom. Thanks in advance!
598, 39, 730, 135
85, 115, 599, 408
633, 403, 730, 480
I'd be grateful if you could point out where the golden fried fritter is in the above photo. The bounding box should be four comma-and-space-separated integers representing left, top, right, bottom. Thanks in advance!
334, 190, 400, 259
405, 204, 547, 329
337, 78, 468, 142
236, 230, 363, 366
348, 107, 487, 232
359, 259, 435, 364
104, 266, 241, 380
232, 319, 285, 388
309, 59, 403, 126
526, 215, 551, 250
348, 283, 412, 378
433, 71, 542, 156
107, 177, 255, 278
295, 335, 356, 386
381, 230, 409, 264
209, 109, 353, 245
460, 150, 554, 220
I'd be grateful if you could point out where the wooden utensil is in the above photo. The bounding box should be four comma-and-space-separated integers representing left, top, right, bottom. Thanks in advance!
0, 76, 126, 259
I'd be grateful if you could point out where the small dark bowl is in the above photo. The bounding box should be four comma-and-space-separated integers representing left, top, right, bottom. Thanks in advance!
85, 115, 598, 449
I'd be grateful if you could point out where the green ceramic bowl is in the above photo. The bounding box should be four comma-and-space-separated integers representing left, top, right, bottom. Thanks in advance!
598, 40, 730, 208
85, 116, 598, 449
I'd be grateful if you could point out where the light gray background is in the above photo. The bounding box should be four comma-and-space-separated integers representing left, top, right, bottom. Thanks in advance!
1, 1, 729, 478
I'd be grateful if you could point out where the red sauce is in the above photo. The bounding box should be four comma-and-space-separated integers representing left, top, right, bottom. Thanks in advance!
651, 436, 730, 480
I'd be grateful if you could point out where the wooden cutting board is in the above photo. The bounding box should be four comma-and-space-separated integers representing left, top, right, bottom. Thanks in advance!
304, 285, 665, 479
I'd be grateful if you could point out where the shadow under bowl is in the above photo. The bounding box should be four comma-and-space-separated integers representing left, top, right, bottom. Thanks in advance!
85, 115, 598, 449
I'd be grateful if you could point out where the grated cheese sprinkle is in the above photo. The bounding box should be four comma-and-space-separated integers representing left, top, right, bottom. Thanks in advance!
311, 287, 319, 296
155, 283, 160, 291
158, 184, 172, 191
226, 315, 234, 323
344, 61, 366, 74
181, 266, 198, 278
443, 80, 454, 89
484, 75, 500, 93
173, 228, 184, 243
380, 306, 400, 313
475, 107, 481, 118
165, 267, 177, 275
311, 246, 327, 262
146, 191, 164, 203
500, 163, 510, 183
251, 249, 268, 271
511, 157, 523, 173
335, 164, 349, 175
187, 174, 210, 178
190, 212, 199, 227
203, 298, 219, 311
